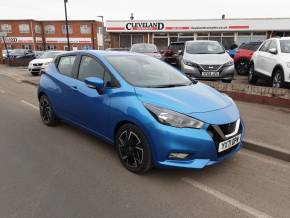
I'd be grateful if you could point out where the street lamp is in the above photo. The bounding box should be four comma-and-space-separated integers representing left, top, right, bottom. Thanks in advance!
97, 16, 105, 50
64, 0, 70, 51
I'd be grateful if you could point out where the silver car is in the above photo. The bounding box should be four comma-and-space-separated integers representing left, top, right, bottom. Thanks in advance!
181, 40, 235, 83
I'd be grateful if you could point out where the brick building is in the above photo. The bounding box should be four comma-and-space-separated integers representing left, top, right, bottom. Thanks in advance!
0, 19, 103, 51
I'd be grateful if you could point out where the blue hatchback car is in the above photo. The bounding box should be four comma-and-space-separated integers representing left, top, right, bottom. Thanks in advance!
38, 50, 244, 173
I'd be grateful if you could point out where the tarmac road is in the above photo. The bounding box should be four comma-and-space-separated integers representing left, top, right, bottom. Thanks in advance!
0, 74, 289, 218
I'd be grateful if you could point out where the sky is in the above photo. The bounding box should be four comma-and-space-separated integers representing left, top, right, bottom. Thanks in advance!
1, 0, 290, 22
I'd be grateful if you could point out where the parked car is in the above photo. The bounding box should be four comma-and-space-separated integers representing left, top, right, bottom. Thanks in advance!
38, 50, 244, 173
106, 48, 129, 51
9, 49, 35, 59
130, 43, 161, 59
181, 40, 235, 83
34, 51, 45, 58
234, 41, 263, 75
2, 49, 12, 60
28, 51, 62, 75
161, 42, 185, 69
249, 37, 290, 88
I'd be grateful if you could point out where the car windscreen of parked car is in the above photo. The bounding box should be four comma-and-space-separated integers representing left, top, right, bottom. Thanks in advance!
239, 42, 262, 51
169, 43, 185, 53
106, 55, 192, 88
131, 44, 158, 53
186, 41, 225, 54
40, 52, 61, 59
280, 40, 290, 53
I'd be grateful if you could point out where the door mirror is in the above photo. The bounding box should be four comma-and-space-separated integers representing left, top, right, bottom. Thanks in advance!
178, 49, 183, 55
84, 77, 104, 94
269, 48, 278, 55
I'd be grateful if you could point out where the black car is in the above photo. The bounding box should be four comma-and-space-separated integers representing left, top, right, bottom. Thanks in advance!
9, 49, 35, 60
161, 42, 185, 69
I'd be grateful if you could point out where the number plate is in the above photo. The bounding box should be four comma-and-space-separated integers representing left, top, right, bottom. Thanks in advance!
202, 71, 219, 77
218, 134, 241, 153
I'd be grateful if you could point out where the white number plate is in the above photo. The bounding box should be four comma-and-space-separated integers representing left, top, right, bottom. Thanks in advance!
218, 134, 241, 153
202, 71, 219, 77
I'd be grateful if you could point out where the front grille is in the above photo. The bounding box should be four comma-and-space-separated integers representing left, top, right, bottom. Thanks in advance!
33, 63, 43, 67
219, 122, 236, 135
207, 122, 242, 158
200, 64, 222, 71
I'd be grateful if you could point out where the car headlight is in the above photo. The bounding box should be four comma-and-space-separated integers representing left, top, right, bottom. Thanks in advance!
144, 103, 204, 129
224, 61, 234, 67
183, 60, 199, 68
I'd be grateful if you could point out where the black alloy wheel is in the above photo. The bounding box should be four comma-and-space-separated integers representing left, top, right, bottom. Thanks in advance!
39, 95, 59, 126
236, 59, 249, 75
116, 124, 152, 174
272, 69, 284, 88
248, 64, 258, 84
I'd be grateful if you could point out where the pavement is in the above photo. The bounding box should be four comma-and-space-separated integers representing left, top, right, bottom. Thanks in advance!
0, 72, 289, 218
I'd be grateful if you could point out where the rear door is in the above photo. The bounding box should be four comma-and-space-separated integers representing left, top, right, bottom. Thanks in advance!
255, 40, 271, 74
263, 40, 278, 77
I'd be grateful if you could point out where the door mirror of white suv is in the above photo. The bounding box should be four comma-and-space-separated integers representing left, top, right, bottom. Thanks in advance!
269, 48, 278, 55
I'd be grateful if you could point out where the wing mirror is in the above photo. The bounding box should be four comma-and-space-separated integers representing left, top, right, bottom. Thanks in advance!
178, 49, 183, 55
269, 48, 278, 55
84, 77, 105, 94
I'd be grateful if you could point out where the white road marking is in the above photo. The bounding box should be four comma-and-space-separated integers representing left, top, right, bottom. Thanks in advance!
181, 178, 274, 218
20, 100, 39, 110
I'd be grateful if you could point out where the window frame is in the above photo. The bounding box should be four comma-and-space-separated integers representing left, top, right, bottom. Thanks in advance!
80, 24, 91, 34
259, 40, 271, 52
19, 24, 30, 33
62, 24, 73, 34
45, 25, 55, 34
56, 54, 78, 78
1, 24, 12, 33
75, 53, 120, 89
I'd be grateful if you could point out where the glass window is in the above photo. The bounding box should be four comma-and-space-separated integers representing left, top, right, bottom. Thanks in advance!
62, 25, 73, 34
35, 25, 41, 33
280, 40, 290, 53
19, 24, 30, 33
154, 38, 168, 50
260, 40, 271, 52
186, 41, 225, 54
179, 37, 194, 42
238, 32, 251, 36
80, 24, 91, 34
78, 56, 105, 81
1, 24, 12, 33
197, 33, 209, 37
132, 35, 144, 44
106, 55, 192, 88
120, 35, 131, 48
45, 25, 55, 34
58, 56, 76, 77
47, 45, 56, 50
210, 32, 222, 37
21, 44, 32, 50
130, 43, 158, 53
222, 37, 235, 50
268, 40, 278, 52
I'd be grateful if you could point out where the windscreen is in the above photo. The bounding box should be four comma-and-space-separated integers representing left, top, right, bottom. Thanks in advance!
186, 41, 225, 54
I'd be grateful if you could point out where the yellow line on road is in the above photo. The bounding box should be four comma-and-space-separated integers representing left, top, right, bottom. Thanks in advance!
181, 178, 274, 218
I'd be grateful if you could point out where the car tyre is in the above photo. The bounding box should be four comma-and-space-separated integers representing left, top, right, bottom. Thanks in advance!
39, 95, 59, 126
248, 64, 258, 84
115, 123, 153, 174
236, 59, 249, 75
272, 68, 284, 88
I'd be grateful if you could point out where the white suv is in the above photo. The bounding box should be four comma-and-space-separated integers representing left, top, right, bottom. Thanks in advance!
249, 37, 290, 88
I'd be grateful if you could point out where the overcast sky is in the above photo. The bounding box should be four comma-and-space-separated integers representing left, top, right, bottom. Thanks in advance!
1, 0, 290, 22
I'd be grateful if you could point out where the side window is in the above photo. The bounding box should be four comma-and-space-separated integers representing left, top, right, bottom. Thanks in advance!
58, 56, 76, 77
78, 56, 105, 81
259, 41, 271, 52
268, 40, 278, 52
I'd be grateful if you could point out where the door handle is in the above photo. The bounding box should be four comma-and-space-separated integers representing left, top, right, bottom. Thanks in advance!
71, 86, 78, 91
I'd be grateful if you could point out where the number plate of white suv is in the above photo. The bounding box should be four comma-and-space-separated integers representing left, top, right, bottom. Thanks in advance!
202, 71, 219, 77
218, 134, 241, 153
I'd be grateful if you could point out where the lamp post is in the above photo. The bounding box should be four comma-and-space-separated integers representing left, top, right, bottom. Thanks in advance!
97, 16, 105, 50
64, 0, 70, 51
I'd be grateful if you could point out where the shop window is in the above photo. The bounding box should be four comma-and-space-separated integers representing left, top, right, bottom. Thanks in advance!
284, 32, 290, 37
154, 33, 168, 37
1, 24, 12, 33
45, 25, 55, 34
62, 25, 73, 34
19, 24, 30, 33
120, 34, 131, 48
47, 45, 56, 50
35, 25, 41, 33
80, 25, 91, 34
238, 32, 251, 36
222, 37, 235, 50
82, 45, 92, 50
210, 37, 222, 43
197, 33, 209, 37
236, 36, 252, 46
154, 38, 168, 50
132, 35, 144, 45
197, 37, 209, 40
222, 32, 234, 36
179, 33, 194, 37
210, 32, 222, 36
179, 37, 194, 42
21, 44, 32, 50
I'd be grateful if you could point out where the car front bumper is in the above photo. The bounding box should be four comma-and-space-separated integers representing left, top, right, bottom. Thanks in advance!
183, 64, 235, 81
145, 111, 244, 170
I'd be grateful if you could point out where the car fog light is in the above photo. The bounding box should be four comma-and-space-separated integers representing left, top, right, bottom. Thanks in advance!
169, 153, 190, 159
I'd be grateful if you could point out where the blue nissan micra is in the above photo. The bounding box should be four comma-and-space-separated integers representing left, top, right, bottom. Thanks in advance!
38, 50, 244, 173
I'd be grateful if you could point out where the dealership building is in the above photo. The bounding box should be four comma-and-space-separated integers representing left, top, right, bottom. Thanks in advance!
106, 18, 290, 50
0, 19, 103, 51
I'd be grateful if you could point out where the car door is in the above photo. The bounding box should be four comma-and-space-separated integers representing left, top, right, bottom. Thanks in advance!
263, 40, 279, 77
52, 54, 79, 122
255, 40, 271, 74
68, 54, 116, 137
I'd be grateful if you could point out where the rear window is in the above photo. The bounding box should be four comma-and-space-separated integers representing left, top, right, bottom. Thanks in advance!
169, 43, 185, 53
239, 42, 262, 51
57, 55, 76, 77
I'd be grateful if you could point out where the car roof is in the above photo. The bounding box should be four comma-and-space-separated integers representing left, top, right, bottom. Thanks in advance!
279, 37, 290, 41
185, 40, 220, 43
60, 50, 144, 57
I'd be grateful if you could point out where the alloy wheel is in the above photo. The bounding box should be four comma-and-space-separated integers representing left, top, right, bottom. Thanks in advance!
40, 96, 52, 124
118, 130, 144, 168
273, 72, 282, 88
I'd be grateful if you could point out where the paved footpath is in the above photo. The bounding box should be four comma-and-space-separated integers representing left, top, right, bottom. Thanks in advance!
0, 64, 289, 159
